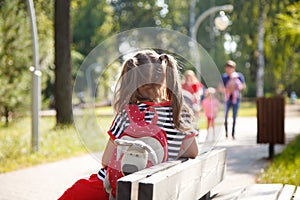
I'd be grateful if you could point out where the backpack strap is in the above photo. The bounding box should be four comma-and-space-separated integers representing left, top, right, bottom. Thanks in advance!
125, 104, 158, 124
125, 105, 145, 123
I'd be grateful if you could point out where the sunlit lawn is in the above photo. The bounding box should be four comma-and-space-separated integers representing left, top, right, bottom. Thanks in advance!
256, 134, 300, 185
0, 110, 112, 173
237, 101, 257, 116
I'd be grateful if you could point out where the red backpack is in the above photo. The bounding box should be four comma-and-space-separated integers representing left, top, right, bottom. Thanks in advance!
104, 104, 168, 198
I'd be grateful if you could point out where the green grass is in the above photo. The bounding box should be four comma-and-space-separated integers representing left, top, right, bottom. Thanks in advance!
238, 101, 257, 116
256, 134, 300, 185
0, 110, 112, 173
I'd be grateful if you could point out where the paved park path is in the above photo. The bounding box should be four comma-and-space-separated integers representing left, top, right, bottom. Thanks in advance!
0, 104, 299, 200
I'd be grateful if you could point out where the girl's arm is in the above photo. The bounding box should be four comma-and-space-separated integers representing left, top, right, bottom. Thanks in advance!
177, 135, 199, 159
101, 138, 115, 167
102, 110, 127, 167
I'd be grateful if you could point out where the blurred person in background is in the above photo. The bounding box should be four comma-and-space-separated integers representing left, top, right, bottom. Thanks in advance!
220, 60, 246, 139
182, 70, 204, 129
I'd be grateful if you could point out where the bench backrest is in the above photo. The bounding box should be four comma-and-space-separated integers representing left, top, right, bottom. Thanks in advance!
117, 148, 226, 200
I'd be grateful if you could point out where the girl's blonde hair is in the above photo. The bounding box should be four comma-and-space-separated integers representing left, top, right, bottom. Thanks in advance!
113, 49, 187, 130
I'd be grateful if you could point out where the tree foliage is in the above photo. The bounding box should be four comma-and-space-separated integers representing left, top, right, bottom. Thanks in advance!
276, 2, 300, 37
2, 0, 300, 124
263, 0, 300, 95
0, 0, 55, 124
194, 0, 300, 96
71, 0, 114, 56
0, 0, 31, 124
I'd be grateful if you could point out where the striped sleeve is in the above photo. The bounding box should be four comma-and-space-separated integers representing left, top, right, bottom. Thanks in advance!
107, 109, 129, 140
97, 167, 106, 181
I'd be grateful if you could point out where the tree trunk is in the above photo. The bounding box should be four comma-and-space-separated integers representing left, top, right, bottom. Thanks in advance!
4, 106, 9, 126
54, 0, 73, 125
256, 0, 265, 98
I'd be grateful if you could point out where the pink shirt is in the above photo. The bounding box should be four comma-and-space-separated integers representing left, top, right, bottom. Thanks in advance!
202, 97, 220, 119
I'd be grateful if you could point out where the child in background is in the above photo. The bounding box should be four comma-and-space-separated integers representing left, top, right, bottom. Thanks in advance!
202, 87, 220, 135
58, 50, 199, 200
182, 70, 204, 128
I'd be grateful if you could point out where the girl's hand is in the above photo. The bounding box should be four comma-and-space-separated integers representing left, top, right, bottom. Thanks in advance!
177, 136, 199, 159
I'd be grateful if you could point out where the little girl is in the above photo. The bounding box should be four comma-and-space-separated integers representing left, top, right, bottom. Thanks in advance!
59, 50, 199, 199
202, 87, 220, 134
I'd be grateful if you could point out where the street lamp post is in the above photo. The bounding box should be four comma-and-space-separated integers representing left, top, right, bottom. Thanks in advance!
27, 0, 41, 152
191, 4, 234, 80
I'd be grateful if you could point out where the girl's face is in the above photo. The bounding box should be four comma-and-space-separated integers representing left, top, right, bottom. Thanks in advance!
186, 74, 193, 84
184, 71, 195, 84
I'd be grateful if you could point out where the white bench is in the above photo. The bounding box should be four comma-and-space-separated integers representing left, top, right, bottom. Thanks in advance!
116, 148, 226, 200
217, 184, 300, 200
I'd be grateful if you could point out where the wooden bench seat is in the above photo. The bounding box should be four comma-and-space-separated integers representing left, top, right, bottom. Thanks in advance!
221, 184, 300, 200
117, 148, 226, 200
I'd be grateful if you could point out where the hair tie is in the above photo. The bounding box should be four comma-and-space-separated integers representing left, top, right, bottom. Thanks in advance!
128, 58, 133, 65
126, 58, 136, 68
159, 54, 169, 64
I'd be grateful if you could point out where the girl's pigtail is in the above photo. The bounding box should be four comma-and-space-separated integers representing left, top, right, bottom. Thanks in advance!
114, 58, 137, 112
160, 54, 186, 130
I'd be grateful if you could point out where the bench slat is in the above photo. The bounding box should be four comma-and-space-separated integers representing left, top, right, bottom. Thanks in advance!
137, 148, 226, 200
237, 184, 283, 200
138, 158, 202, 200
277, 184, 295, 200
194, 148, 226, 196
117, 160, 183, 200
210, 186, 247, 200
294, 186, 300, 200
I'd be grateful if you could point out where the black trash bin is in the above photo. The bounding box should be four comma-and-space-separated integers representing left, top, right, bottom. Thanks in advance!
257, 96, 285, 158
